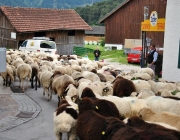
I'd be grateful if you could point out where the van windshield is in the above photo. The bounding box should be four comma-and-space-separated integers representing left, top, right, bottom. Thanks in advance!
21, 40, 28, 47
129, 50, 141, 54
40, 41, 55, 49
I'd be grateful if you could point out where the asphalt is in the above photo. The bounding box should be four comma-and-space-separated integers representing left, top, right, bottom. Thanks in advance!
0, 77, 41, 132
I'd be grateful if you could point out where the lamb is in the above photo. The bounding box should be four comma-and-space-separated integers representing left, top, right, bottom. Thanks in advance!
112, 76, 136, 97
138, 107, 180, 131
16, 63, 32, 92
53, 99, 78, 140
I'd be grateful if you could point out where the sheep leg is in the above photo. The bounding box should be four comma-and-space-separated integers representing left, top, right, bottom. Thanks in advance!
26, 77, 29, 89
3, 78, 5, 86
58, 96, 60, 107
19, 79, 21, 88
30, 77, 33, 87
35, 76, 37, 90
22, 79, 24, 93
5, 76, 8, 87
55, 132, 62, 140
9, 77, 11, 86
43, 87, 45, 96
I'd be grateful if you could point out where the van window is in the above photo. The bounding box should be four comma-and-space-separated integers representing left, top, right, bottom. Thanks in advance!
40, 41, 55, 49
129, 50, 141, 54
21, 40, 28, 47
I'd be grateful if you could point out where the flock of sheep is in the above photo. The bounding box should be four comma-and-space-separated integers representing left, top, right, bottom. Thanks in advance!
1, 49, 180, 140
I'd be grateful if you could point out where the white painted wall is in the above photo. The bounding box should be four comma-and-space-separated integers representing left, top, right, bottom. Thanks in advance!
162, 0, 180, 82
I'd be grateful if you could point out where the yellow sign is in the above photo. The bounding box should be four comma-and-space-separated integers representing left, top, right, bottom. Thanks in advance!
141, 11, 165, 32
30, 41, 34, 46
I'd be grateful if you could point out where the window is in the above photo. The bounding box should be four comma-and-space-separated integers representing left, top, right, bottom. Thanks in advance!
40, 41, 55, 49
68, 30, 75, 36
21, 40, 27, 47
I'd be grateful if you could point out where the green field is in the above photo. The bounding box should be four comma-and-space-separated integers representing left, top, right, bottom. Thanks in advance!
84, 44, 139, 66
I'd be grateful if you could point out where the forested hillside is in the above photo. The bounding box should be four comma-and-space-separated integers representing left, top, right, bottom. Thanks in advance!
75, 0, 125, 25
0, 0, 103, 9
0, 0, 125, 25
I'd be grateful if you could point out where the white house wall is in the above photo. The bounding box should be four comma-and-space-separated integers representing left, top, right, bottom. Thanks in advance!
162, 0, 180, 82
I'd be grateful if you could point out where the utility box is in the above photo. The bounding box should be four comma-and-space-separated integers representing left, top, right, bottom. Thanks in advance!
0, 48, 6, 72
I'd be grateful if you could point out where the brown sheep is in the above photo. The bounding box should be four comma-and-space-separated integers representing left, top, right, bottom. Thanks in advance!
112, 76, 136, 97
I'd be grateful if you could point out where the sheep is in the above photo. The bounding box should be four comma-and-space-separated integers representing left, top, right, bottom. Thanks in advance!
136, 67, 154, 79
53, 99, 78, 140
81, 71, 100, 82
61, 84, 78, 103
138, 107, 180, 131
136, 89, 155, 99
6, 54, 11, 64
40, 71, 53, 101
112, 76, 136, 97
127, 116, 180, 132
79, 96, 122, 119
77, 110, 178, 140
51, 71, 75, 106
102, 82, 113, 96
30, 62, 40, 90
148, 80, 177, 94
16, 63, 32, 92
1, 65, 14, 86
145, 96, 180, 115
132, 79, 152, 92
132, 72, 151, 80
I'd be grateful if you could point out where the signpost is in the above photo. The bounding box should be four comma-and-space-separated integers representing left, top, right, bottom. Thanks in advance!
141, 10, 165, 67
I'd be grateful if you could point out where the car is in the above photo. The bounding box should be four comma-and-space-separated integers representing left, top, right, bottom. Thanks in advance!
127, 46, 142, 63
19, 37, 57, 54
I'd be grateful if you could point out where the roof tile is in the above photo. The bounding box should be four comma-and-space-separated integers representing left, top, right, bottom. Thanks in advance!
0, 6, 92, 32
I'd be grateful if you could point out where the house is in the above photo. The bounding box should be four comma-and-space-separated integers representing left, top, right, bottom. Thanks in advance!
85, 26, 105, 45
99, 0, 166, 49
162, 0, 180, 82
0, 6, 92, 54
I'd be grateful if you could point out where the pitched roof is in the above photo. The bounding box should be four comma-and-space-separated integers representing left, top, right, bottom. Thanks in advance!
99, 0, 130, 23
85, 26, 105, 35
0, 6, 92, 32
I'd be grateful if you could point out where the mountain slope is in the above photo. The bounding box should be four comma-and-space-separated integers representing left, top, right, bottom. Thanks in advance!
0, 0, 104, 8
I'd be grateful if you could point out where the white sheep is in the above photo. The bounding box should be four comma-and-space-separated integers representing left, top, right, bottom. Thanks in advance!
132, 72, 151, 81
139, 107, 180, 131
53, 97, 78, 140
81, 71, 100, 82
40, 71, 53, 101
136, 67, 154, 80
1, 65, 14, 86
148, 80, 177, 94
145, 96, 180, 115
16, 63, 32, 92
132, 79, 152, 92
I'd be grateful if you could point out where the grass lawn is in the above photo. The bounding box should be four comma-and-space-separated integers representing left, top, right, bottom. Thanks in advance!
84, 44, 140, 66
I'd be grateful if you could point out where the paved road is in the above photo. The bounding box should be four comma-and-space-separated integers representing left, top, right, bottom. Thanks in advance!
0, 77, 60, 140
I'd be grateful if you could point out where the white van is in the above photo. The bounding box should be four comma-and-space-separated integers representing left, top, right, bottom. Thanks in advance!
19, 37, 57, 54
